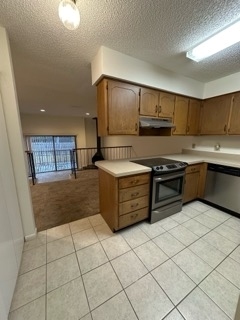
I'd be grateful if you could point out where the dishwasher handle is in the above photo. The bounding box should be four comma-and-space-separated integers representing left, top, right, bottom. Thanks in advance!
207, 163, 240, 177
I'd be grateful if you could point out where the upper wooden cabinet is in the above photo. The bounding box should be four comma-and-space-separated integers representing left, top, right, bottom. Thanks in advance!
228, 92, 240, 135
200, 94, 232, 135
187, 99, 201, 135
97, 79, 140, 136
140, 88, 175, 118
172, 96, 189, 135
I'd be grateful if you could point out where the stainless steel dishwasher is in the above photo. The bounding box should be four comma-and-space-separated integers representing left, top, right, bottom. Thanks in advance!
204, 163, 240, 215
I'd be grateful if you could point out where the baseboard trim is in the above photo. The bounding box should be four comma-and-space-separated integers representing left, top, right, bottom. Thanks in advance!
24, 227, 37, 241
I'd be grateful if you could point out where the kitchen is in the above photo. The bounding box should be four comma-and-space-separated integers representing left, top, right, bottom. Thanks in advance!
1, 1, 240, 319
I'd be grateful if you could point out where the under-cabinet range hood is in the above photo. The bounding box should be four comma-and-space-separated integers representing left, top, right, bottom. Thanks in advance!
139, 117, 175, 128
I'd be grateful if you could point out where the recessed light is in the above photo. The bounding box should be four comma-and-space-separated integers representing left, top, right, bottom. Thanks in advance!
85, 113, 90, 116
40, 109, 46, 112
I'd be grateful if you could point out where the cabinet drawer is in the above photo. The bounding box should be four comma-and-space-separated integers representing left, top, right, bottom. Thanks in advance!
119, 195, 149, 216
118, 207, 149, 229
119, 174, 149, 189
185, 164, 202, 174
119, 184, 149, 202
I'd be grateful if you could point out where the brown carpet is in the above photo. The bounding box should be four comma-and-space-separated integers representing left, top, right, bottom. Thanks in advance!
30, 170, 100, 231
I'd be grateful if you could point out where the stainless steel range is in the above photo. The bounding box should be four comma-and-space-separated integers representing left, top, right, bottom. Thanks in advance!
131, 158, 187, 223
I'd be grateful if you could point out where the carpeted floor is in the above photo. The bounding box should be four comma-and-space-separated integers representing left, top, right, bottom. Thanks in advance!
30, 170, 100, 231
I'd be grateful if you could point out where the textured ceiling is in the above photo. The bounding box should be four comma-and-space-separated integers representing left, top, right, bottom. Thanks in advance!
0, 0, 240, 117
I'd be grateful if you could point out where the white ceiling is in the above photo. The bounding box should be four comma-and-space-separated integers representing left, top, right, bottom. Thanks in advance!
0, 0, 240, 117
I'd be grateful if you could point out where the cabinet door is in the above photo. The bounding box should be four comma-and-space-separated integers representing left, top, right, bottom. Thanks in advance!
140, 88, 159, 117
228, 93, 240, 135
172, 96, 189, 135
187, 99, 201, 135
108, 81, 139, 135
159, 92, 175, 118
200, 95, 231, 135
183, 171, 199, 203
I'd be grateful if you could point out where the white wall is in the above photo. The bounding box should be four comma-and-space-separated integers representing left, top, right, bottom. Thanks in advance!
91, 46, 204, 98
21, 114, 87, 148
0, 27, 35, 239
102, 135, 195, 158
0, 27, 27, 318
204, 72, 240, 98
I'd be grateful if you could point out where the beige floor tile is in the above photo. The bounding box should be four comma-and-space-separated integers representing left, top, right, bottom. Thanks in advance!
138, 221, 166, 238
214, 224, 240, 244
89, 214, 105, 227
47, 223, 70, 242
187, 201, 211, 213
164, 308, 185, 320
194, 213, 222, 229
171, 212, 191, 224
182, 219, 210, 237
10, 266, 46, 311
189, 239, 226, 268
216, 257, 240, 289
80, 314, 92, 320
230, 246, 240, 264
101, 235, 131, 260
120, 226, 150, 248
47, 277, 89, 320
178, 288, 230, 320
76, 242, 108, 274
69, 217, 92, 234
47, 253, 80, 292
182, 205, 202, 218
91, 291, 137, 320
153, 232, 185, 257
158, 217, 179, 231
134, 240, 168, 271
94, 223, 114, 241
204, 208, 231, 223
152, 259, 196, 305
172, 248, 212, 284
202, 230, 238, 255
169, 225, 199, 246
23, 231, 46, 252
19, 245, 46, 275
125, 273, 173, 320
47, 235, 75, 263
83, 262, 122, 310
224, 217, 240, 232
72, 228, 99, 251
200, 270, 240, 319
111, 251, 148, 288
8, 296, 45, 320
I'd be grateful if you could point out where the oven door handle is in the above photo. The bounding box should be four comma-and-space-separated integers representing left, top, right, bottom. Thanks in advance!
154, 172, 185, 182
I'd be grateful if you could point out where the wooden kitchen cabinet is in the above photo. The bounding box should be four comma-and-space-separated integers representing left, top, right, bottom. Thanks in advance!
98, 169, 150, 231
200, 94, 232, 135
228, 92, 240, 135
97, 79, 140, 136
183, 163, 207, 203
140, 88, 175, 118
172, 96, 189, 135
187, 99, 201, 135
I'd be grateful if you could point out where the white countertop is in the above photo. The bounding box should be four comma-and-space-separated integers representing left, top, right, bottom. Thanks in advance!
95, 150, 240, 177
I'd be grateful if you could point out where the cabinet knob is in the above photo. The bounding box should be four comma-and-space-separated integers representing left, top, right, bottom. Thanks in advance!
131, 192, 139, 197
131, 179, 139, 184
135, 123, 138, 131
130, 213, 138, 219
155, 105, 158, 113
224, 124, 227, 132
131, 203, 139, 208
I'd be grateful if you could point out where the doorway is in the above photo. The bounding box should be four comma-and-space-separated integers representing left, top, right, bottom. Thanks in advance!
25, 135, 77, 173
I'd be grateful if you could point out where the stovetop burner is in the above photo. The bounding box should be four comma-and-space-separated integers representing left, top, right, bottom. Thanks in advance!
131, 157, 187, 174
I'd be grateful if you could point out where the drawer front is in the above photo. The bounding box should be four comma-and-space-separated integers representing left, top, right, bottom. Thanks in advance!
118, 207, 149, 229
119, 184, 149, 203
119, 173, 149, 189
119, 195, 149, 216
185, 164, 202, 174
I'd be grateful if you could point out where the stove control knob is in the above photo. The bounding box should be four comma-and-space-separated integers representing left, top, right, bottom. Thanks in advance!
160, 166, 163, 169
156, 166, 160, 171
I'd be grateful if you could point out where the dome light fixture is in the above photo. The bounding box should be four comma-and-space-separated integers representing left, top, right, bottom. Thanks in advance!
58, 0, 80, 31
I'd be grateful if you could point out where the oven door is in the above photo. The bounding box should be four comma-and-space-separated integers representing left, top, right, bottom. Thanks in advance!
152, 171, 185, 209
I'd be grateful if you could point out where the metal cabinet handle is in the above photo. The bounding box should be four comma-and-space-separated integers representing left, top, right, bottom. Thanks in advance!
158, 105, 162, 113
131, 192, 139, 197
131, 203, 139, 208
130, 213, 138, 219
135, 123, 138, 131
155, 105, 158, 113
224, 124, 227, 132
131, 179, 139, 184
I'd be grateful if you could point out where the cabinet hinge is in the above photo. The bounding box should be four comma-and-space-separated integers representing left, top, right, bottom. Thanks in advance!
139, 88, 141, 96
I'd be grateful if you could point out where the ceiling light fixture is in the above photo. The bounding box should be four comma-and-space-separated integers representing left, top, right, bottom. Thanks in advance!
58, 0, 80, 31
40, 109, 46, 112
186, 19, 240, 62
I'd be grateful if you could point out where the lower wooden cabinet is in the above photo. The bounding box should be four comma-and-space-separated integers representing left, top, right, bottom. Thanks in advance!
183, 163, 207, 203
98, 169, 150, 231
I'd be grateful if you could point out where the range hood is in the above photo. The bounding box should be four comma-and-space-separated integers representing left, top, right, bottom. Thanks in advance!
139, 117, 175, 128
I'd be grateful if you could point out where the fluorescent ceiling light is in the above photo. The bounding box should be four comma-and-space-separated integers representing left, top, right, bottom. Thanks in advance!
186, 19, 240, 62
40, 109, 45, 112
